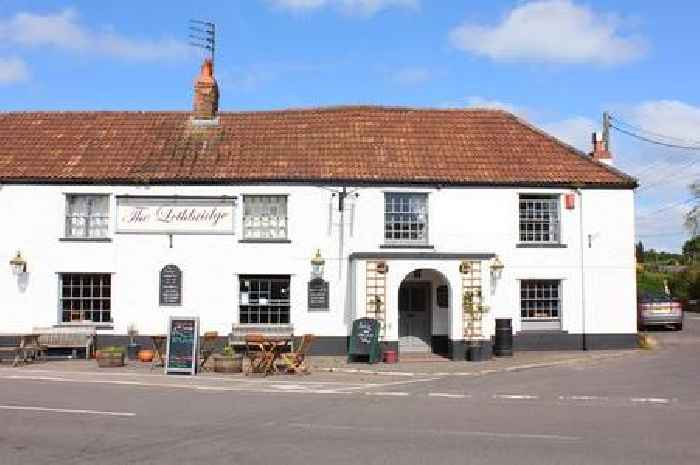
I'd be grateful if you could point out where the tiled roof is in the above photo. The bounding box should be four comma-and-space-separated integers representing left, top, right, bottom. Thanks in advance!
0, 106, 636, 187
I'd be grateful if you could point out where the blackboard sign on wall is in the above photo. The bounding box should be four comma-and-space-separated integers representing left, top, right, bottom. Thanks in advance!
165, 316, 199, 375
308, 278, 329, 311
160, 265, 182, 306
348, 318, 381, 363
436, 285, 449, 308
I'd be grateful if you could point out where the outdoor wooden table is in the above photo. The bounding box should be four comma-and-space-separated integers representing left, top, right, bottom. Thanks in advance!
150, 335, 167, 370
0, 334, 42, 367
244, 335, 293, 376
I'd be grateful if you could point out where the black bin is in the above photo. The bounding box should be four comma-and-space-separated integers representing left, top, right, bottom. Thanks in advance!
494, 318, 513, 357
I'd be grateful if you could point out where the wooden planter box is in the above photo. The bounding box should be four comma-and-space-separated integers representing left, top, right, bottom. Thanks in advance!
96, 351, 125, 368
213, 354, 243, 373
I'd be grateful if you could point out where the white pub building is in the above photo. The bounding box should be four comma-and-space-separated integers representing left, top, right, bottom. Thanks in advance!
0, 60, 638, 359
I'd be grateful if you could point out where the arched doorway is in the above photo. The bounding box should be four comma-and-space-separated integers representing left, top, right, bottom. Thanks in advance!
398, 269, 450, 354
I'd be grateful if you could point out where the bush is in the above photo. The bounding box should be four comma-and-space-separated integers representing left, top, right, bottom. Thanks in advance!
98, 346, 125, 354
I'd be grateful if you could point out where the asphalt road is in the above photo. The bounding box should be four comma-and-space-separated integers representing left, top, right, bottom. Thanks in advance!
2, 317, 700, 465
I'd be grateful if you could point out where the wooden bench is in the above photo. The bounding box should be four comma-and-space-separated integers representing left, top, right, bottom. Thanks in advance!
33, 326, 96, 359
230, 324, 294, 350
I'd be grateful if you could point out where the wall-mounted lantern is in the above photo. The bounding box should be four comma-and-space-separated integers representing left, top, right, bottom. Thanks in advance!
311, 249, 325, 278
9, 250, 27, 274
459, 261, 470, 274
490, 255, 504, 279
376, 261, 388, 274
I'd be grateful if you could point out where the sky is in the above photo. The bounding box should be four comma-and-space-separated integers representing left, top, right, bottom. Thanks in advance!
0, 0, 698, 252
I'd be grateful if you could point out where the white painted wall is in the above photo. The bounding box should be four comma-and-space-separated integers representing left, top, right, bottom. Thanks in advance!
0, 183, 637, 340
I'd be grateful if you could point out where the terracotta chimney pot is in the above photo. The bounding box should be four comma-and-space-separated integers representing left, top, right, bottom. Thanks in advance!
193, 58, 219, 119
590, 132, 613, 166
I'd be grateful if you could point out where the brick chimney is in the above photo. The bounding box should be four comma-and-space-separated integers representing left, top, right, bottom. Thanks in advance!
590, 132, 612, 166
193, 58, 219, 120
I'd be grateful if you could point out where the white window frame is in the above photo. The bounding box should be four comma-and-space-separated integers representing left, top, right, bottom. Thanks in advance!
518, 194, 561, 244
64, 194, 110, 239
520, 279, 562, 331
384, 192, 429, 245
242, 195, 288, 240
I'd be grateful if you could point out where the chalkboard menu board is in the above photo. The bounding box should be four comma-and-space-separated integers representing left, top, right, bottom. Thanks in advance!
308, 278, 329, 310
165, 316, 199, 375
160, 265, 182, 306
348, 318, 381, 363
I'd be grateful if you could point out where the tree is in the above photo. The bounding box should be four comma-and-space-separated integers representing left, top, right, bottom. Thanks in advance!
635, 241, 645, 263
685, 182, 699, 236
682, 236, 699, 264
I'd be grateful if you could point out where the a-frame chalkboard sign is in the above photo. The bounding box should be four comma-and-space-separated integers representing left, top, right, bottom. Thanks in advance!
165, 316, 199, 375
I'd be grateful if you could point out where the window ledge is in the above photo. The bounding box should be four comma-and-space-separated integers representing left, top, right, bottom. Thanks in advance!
56, 322, 114, 330
59, 237, 112, 243
238, 239, 292, 244
516, 243, 567, 249
380, 244, 435, 250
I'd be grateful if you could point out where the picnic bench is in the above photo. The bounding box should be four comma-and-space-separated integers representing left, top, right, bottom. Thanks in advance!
33, 326, 96, 359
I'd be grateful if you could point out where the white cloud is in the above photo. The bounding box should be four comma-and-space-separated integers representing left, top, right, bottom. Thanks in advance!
0, 9, 190, 61
439, 96, 528, 118
624, 100, 700, 142
268, 0, 418, 16
449, 0, 646, 65
541, 116, 597, 151
391, 67, 431, 85
0, 57, 29, 84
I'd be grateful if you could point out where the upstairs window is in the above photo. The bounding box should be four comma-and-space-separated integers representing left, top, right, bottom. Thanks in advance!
519, 194, 560, 244
384, 193, 429, 245
65, 194, 109, 238
243, 195, 288, 240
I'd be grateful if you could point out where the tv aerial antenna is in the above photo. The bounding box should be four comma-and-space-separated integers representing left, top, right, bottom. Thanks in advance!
189, 19, 216, 63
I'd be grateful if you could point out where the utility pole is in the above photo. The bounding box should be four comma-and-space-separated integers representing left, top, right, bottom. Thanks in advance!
602, 111, 611, 152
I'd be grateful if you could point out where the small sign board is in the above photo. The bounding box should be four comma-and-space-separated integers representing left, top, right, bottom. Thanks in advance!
165, 316, 199, 375
348, 318, 381, 363
159, 265, 182, 306
308, 278, 329, 311
436, 285, 449, 308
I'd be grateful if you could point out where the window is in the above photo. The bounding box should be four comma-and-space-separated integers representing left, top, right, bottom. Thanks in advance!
59, 273, 112, 323
65, 194, 109, 238
239, 275, 290, 324
519, 194, 560, 243
243, 195, 288, 240
520, 280, 561, 330
384, 193, 428, 244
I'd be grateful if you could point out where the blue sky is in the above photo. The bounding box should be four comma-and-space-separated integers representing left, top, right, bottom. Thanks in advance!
1, 0, 698, 251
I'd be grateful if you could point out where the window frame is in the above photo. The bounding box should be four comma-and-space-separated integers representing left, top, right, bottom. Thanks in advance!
519, 279, 562, 330
383, 192, 430, 246
241, 194, 289, 241
64, 193, 111, 239
238, 275, 291, 325
518, 194, 561, 245
58, 273, 113, 325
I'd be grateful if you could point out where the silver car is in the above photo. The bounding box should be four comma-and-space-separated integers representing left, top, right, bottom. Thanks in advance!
637, 294, 683, 331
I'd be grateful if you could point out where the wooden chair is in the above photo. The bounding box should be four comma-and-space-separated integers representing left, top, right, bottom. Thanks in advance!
279, 334, 315, 375
244, 333, 269, 376
200, 331, 219, 371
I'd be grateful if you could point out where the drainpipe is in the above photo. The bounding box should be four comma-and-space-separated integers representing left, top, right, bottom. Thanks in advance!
575, 188, 587, 351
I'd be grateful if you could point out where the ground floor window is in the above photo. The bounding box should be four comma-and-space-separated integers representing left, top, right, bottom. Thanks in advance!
60, 273, 112, 323
520, 279, 561, 330
239, 275, 290, 324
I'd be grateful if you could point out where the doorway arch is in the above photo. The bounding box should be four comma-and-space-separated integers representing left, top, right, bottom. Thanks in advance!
398, 268, 451, 354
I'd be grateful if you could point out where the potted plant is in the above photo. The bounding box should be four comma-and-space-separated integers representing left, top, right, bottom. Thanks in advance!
464, 292, 491, 362
127, 323, 140, 361
96, 346, 126, 368
213, 345, 243, 373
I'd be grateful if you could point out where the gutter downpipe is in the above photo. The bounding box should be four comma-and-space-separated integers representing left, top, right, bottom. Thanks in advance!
576, 188, 587, 351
